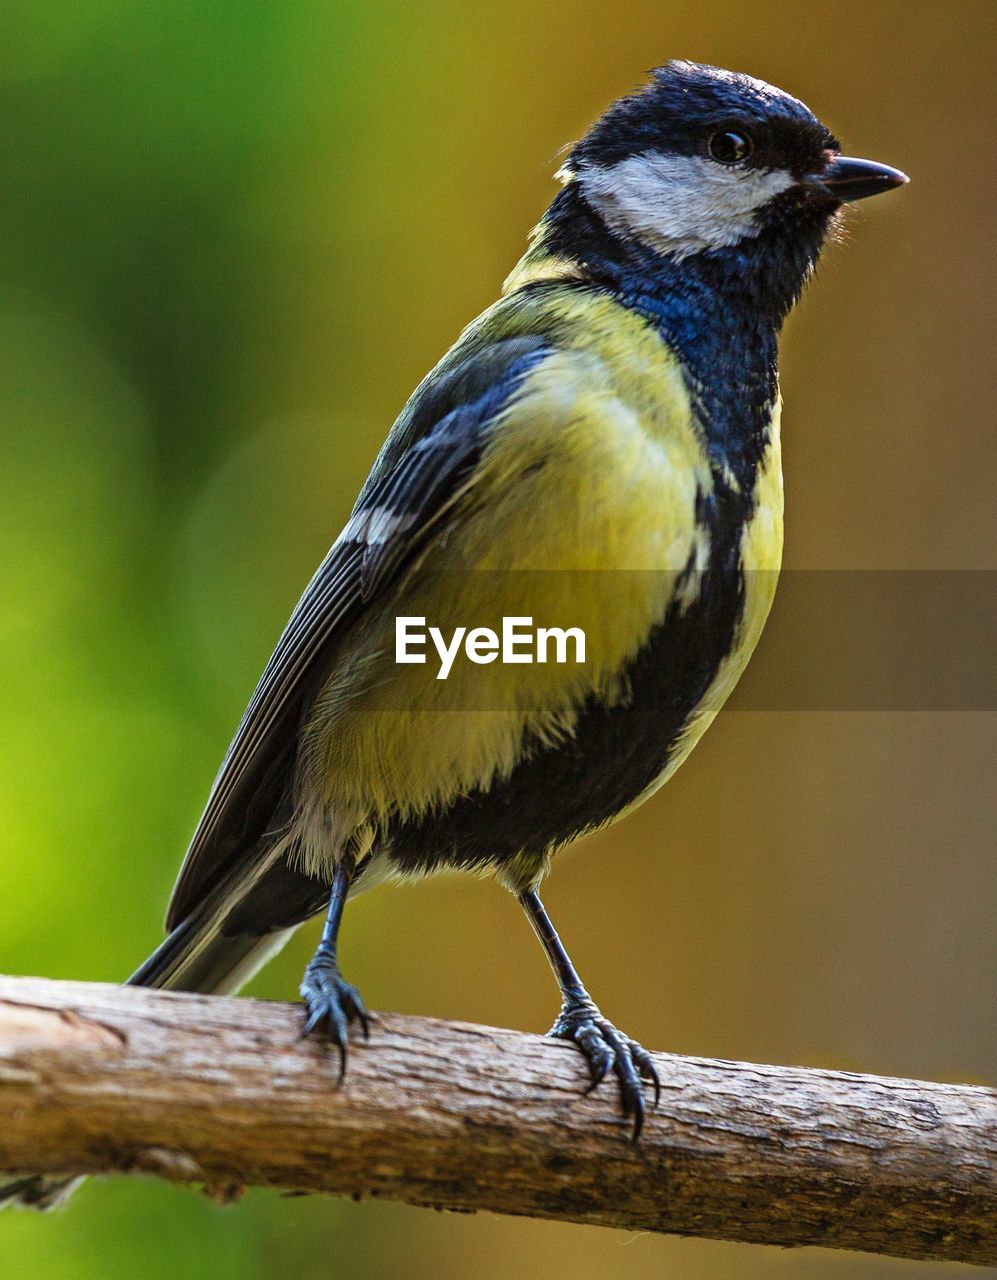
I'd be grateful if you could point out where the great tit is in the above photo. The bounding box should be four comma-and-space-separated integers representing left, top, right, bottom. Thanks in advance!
3, 60, 908, 1206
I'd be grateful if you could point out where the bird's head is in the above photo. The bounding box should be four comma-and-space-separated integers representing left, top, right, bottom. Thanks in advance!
543, 62, 907, 313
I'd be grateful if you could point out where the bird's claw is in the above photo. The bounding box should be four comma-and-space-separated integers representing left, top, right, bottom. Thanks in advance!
299, 960, 369, 1084
549, 998, 660, 1140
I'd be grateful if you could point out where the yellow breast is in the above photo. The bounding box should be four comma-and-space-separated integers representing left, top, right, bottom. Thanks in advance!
620, 398, 784, 820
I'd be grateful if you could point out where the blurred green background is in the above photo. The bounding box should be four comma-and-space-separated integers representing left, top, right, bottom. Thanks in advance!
1, 1, 994, 1277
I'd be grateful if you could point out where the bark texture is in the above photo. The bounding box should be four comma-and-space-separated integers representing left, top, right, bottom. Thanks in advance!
0, 975, 994, 1264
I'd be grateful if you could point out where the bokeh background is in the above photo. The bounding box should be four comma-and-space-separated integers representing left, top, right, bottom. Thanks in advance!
1, 1, 994, 1277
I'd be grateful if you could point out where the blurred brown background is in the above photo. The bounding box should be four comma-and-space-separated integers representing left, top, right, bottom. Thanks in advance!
0, 1, 994, 1276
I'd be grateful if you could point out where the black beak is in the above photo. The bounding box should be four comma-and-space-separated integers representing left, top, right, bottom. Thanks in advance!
814, 155, 910, 203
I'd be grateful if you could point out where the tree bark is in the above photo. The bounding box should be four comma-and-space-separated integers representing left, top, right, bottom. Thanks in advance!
0, 975, 993, 1265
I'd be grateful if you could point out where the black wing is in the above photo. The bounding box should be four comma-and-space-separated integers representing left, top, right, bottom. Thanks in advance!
165, 336, 551, 928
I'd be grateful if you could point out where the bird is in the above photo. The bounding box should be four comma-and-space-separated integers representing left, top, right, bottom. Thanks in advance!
2, 60, 907, 1207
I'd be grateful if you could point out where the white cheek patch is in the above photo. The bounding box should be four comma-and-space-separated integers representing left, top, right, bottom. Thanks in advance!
575, 152, 796, 261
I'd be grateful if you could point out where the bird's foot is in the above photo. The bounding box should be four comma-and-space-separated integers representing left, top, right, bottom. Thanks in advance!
549, 996, 660, 1140
299, 952, 369, 1083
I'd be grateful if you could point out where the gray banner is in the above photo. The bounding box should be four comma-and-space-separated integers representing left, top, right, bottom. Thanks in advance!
357, 570, 995, 712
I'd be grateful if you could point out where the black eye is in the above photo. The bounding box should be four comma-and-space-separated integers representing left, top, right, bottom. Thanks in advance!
707, 129, 753, 165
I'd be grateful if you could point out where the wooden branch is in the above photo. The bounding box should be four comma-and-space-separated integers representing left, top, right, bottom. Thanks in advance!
0, 976, 993, 1265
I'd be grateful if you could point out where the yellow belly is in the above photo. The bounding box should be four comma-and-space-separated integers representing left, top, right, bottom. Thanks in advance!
293, 292, 783, 876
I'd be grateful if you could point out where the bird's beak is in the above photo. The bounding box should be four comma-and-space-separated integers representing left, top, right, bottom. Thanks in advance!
814, 155, 910, 202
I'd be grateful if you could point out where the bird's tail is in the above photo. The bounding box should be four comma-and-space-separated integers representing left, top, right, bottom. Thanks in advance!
126, 901, 294, 995
0, 852, 297, 1211
0, 1174, 82, 1211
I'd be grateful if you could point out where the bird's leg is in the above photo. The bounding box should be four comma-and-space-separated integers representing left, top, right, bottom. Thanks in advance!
518, 889, 660, 1140
299, 851, 369, 1081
